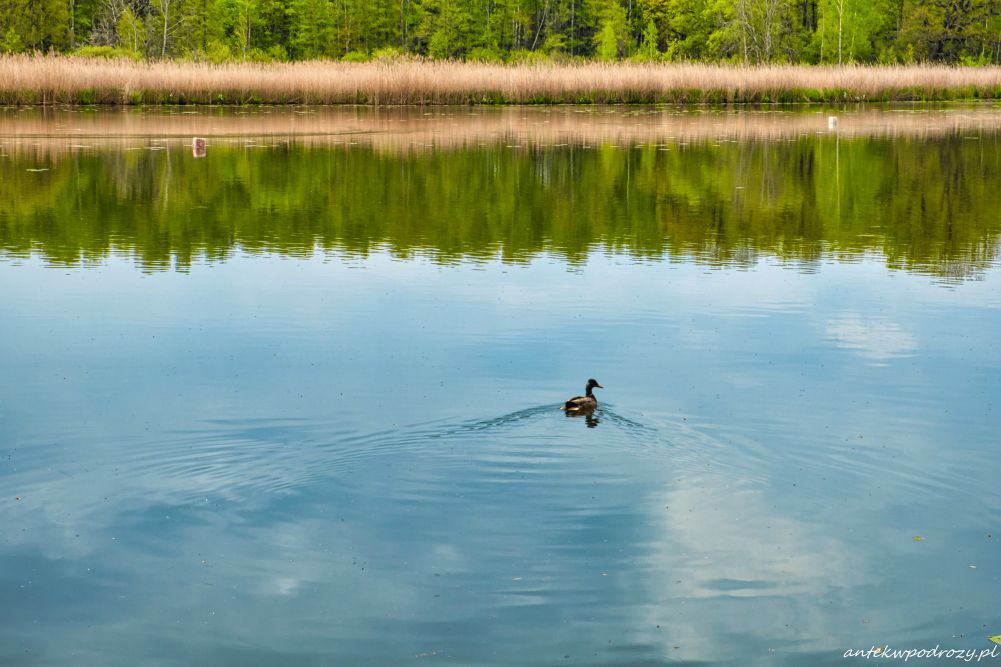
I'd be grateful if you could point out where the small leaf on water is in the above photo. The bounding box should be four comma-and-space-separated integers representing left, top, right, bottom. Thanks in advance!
989, 635, 1001, 646
913, 536, 925, 541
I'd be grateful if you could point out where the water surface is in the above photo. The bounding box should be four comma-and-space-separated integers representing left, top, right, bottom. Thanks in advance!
2, 106, 1000, 666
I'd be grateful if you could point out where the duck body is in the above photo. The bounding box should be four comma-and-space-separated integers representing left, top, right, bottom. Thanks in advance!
563, 378, 603, 412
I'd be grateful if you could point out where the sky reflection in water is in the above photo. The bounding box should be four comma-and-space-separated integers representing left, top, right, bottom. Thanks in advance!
1, 108, 1000, 666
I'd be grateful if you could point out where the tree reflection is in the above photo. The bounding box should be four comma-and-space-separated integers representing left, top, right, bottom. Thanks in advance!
1, 134, 998, 279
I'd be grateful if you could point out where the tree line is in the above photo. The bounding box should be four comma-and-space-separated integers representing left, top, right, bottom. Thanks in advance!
2, 0, 999, 64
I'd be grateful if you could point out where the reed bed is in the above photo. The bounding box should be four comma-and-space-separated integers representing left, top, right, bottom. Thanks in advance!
2, 54, 1001, 105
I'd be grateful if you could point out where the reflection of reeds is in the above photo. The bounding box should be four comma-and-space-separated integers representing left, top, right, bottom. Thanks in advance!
2, 106, 1000, 156
2, 55, 1001, 105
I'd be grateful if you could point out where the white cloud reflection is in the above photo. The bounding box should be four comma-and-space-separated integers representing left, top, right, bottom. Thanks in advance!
824, 315, 918, 364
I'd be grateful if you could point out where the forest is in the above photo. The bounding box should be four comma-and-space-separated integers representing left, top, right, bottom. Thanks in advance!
2, 0, 999, 65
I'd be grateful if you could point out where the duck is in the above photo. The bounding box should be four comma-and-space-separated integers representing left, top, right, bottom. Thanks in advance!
562, 378, 603, 412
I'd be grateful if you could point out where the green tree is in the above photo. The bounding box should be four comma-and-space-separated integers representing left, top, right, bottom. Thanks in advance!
115, 6, 145, 53
289, 0, 334, 58
149, 0, 185, 57
815, 0, 884, 62
729, 0, 805, 62
640, 0, 720, 60
593, 0, 631, 59
637, 18, 659, 58
895, 0, 992, 62
2, 25, 23, 52
556, 0, 603, 56
420, 0, 473, 58
69, 0, 101, 47
177, 0, 227, 57
253, 0, 291, 57
335, 0, 403, 55
231, 0, 256, 60
0, 0, 70, 51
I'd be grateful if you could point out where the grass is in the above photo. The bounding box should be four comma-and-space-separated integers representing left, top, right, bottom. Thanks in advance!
2, 54, 1001, 106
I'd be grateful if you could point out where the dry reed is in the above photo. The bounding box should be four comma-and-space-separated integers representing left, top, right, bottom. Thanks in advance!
2, 54, 1001, 105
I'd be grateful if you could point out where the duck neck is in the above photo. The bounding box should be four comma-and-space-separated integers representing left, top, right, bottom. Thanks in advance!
585, 385, 594, 398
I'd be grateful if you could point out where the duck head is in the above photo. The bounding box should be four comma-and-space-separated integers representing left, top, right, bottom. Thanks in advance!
587, 378, 603, 390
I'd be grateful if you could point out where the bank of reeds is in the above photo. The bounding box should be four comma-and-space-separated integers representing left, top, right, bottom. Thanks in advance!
3, 55, 1001, 105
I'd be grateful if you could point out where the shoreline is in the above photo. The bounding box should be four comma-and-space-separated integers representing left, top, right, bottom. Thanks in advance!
4, 55, 1001, 106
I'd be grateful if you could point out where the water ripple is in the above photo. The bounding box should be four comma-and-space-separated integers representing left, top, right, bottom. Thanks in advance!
108, 404, 711, 504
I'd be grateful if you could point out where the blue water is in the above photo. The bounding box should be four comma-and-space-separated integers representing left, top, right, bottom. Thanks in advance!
2, 108, 1001, 666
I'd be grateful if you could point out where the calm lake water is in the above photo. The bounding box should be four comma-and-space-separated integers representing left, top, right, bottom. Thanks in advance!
2, 106, 1000, 666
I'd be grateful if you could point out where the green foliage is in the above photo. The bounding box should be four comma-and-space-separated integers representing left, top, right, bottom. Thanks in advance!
289, 0, 334, 59
1, 0, 998, 64
179, 0, 226, 56
70, 0, 101, 47
593, 0, 632, 60
640, 0, 717, 61
2, 26, 23, 54
420, 0, 474, 58
116, 8, 145, 56
894, 0, 995, 63
372, 45, 406, 60
0, 0, 69, 51
467, 45, 503, 61
507, 48, 552, 64
73, 44, 143, 59
813, 0, 886, 63
541, 33, 567, 55
636, 19, 660, 60
205, 40, 232, 62
595, 23, 618, 59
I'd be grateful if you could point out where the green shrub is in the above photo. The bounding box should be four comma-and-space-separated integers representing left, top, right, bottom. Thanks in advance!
73, 45, 141, 60
205, 40, 232, 64
507, 50, 551, 65
372, 46, 405, 62
466, 46, 503, 63
2, 27, 23, 54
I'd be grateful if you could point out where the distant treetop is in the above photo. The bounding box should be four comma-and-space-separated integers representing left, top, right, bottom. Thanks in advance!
0, 0, 998, 65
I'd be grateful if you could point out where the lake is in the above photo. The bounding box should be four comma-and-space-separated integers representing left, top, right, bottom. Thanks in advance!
1, 105, 1000, 666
